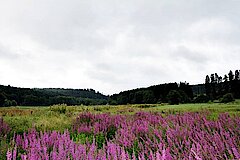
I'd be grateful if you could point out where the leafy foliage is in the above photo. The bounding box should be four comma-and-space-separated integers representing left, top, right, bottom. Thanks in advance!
0, 93, 6, 107
220, 93, 235, 103
50, 104, 67, 114
167, 90, 181, 105
193, 94, 209, 103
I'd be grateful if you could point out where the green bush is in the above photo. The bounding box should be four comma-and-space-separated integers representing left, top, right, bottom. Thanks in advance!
50, 104, 67, 114
106, 125, 117, 140
220, 93, 235, 103
3, 99, 17, 107
179, 90, 190, 103
194, 94, 209, 103
137, 104, 156, 108
167, 90, 181, 105
96, 133, 106, 149
0, 93, 6, 107
71, 132, 106, 149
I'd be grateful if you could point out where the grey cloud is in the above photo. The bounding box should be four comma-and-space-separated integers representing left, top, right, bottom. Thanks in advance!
0, 44, 20, 60
0, 0, 240, 94
173, 45, 209, 63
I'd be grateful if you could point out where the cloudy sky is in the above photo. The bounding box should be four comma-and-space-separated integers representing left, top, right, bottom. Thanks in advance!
0, 0, 240, 95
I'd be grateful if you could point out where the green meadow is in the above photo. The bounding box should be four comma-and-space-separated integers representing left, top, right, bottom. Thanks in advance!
0, 101, 240, 159
1, 101, 239, 135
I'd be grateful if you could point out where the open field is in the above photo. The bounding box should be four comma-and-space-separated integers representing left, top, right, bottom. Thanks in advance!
0, 102, 240, 159
1, 101, 240, 133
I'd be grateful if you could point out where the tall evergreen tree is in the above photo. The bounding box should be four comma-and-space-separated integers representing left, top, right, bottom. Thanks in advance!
210, 74, 215, 83
235, 70, 239, 80
232, 70, 240, 98
215, 73, 219, 83
210, 74, 216, 100
223, 74, 228, 82
218, 76, 222, 83
228, 70, 234, 81
217, 76, 223, 96
205, 75, 210, 84
205, 75, 211, 97
228, 70, 234, 93
222, 74, 229, 94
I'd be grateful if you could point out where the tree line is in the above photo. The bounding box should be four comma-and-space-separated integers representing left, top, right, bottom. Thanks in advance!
110, 82, 193, 105
110, 70, 240, 105
0, 85, 108, 107
1, 69, 240, 106
205, 70, 240, 102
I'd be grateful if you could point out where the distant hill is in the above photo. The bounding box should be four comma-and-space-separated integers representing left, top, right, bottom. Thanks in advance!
0, 85, 108, 106
110, 70, 240, 105
110, 82, 194, 105
1, 69, 239, 106
34, 88, 107, 99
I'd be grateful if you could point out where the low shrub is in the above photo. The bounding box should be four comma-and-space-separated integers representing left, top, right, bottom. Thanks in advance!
50, 104, 67, 114
220, 93, 235, 103
194, 94, 209, 103
167, 90, 181, 105
137, 104, 157, 108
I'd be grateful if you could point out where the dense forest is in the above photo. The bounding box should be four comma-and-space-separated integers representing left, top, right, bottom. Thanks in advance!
0, 86, 108, 106
205, 70, 240, 101
0, 70, 239, 106
110, 82, 193, 105
110, 70, 240, 105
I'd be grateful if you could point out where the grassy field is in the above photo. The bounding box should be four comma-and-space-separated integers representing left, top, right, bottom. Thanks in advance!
0, 101, 240, 159
0, 101, 239, 135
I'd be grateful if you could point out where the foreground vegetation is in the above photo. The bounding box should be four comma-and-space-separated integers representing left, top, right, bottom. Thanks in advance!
0, 102, 240, 159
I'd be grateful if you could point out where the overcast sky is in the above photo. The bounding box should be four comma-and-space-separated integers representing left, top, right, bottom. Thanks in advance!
0, 0, 240, 95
